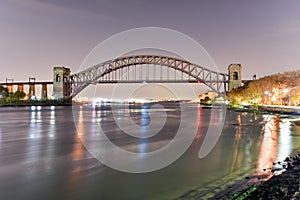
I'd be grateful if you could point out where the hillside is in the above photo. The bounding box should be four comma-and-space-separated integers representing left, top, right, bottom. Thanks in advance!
227, 70, 300, 106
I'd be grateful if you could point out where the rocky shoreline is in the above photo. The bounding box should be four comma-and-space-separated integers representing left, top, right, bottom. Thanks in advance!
228, 105, 300, 116
209, 106, 300, 199
211, 152, 300, 200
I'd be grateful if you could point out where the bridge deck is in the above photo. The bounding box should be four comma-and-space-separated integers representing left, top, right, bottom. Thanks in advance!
0, 81, 53, 85
0, 79, 236, 85
93, 80, 229, 84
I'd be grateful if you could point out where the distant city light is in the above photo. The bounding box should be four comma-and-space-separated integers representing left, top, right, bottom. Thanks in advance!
271, 96, 277, 102
283, 88, 289, 94
128, 99, 153, 103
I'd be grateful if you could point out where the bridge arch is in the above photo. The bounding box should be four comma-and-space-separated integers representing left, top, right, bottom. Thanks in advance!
68, 55, 228, 98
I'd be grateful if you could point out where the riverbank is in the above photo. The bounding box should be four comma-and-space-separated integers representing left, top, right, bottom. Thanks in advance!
211, 150, 300, 199
228, 104, 300, 116
259, 105, 300, 115
0, 99, 72, 107
210, 107, 300, 200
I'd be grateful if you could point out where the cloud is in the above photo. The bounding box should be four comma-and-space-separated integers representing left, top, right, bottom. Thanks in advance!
270, 20, 300, 37
10, 0, 123, 23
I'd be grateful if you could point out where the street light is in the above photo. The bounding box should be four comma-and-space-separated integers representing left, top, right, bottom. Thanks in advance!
283, 88, 290, 106
264, 90, 271, 105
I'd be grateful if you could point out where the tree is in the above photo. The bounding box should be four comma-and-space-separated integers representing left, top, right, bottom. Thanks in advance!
226, 69, 300, 105
0, 86, 9, 98
10, 91, 26, 100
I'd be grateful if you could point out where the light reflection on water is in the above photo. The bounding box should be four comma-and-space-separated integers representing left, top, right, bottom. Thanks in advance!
77, 104, 300, 199
254, 115, 278, 180
1, 105, 300, 200
278, 119, 292, 161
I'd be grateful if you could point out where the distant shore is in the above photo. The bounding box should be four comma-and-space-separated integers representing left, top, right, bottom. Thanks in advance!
1, 101, 300, 115
0, 99, 72, 107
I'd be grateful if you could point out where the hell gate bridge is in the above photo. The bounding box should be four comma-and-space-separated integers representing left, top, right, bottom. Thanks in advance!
1, 55, 243, 99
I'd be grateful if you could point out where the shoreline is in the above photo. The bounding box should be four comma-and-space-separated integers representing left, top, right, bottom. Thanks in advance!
0, 99, 73, 107
212, 149, 300, 200
179, 104, 300, 199
210, 107, 300, 199
228, 104, 300, 116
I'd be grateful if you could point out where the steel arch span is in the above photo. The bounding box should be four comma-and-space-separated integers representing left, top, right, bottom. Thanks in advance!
69, 55, 229, 98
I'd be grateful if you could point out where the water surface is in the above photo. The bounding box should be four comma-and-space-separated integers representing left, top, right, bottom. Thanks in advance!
0, 104, 300, 199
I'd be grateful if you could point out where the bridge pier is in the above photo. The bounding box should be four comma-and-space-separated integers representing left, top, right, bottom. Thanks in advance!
41, 84, 48, 99
29, 84, 35, 98
17, 84, 24, 92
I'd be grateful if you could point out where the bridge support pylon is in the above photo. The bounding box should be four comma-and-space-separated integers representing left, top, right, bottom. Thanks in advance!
17, 84, 24, 92
228, 64, 242, 92
41, 84, 48, 99
52, 66, 71, 99
29, 84, 35, 98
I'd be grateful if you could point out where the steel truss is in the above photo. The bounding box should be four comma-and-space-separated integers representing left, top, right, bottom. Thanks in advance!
69, 55, 229, 97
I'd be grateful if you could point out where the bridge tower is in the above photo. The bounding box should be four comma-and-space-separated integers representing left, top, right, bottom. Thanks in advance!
52, 66, 71, 99
228, 64, 242, 92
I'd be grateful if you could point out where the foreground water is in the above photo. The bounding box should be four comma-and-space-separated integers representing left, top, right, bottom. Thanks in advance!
0, 104, 300, 200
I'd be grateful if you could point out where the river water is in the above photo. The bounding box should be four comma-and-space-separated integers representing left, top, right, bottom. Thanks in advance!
0, 104, 300, 200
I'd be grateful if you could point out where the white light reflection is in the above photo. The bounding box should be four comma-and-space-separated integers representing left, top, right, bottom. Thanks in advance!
30, 133, 36, 139
37, 110, 42, 123
49, 109, 56, 138
140, 105, 149, 127
139, 142, 147, 154
77, 106, 84, 136
30, 107, 42, 138
31, 111, 36, 124
277, 119, 292, 161
50, 110, 55, 125
91, 108, 97, 123
26, 108, 43, 165
137, 107, 151, 156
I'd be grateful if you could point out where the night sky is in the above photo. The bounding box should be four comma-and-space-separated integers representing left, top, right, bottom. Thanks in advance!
1, 0, 300, 98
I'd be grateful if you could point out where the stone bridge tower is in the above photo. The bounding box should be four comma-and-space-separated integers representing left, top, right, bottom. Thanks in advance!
228, 64, 242, 92
52, 66, 71, 99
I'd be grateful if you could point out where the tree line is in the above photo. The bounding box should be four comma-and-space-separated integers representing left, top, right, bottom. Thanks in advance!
0, 86, 26, 104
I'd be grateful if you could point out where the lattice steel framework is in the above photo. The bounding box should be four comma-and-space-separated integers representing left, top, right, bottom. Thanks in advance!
69, 55, 229, 98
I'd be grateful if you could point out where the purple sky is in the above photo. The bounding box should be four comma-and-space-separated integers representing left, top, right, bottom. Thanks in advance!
1, 0, 300, 97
